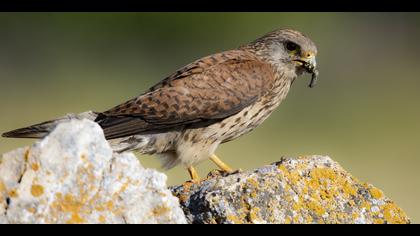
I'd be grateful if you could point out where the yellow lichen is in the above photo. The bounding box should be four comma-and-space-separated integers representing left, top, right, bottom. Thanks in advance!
46, 159, 137, 224
0, 184, 4, 203
95, 205, 105, 212
31, 163, 40, 171
106, 201, 114, 211
250, 190, 257, 198
369, 187, 383, 199
307, 200, 326, 216
55, 192, 63, 199
374, 218, 385, 224
8, 189, 19, 198
296, 162, 308, 171
278, 164, 288, 174
54, 194, 82, 212
27, 207, 37, 214
31, 184, 44, 197
226, 214, 243, 224
289, 171, 302, 185
248, 207, 261, 222
307, 177, 320, 190
310, 168, 334, 181
278, 161, 398, 224
319, 189, 333, 200
334, 212, 348, 223
0, 180, 5, 194
67, 213, 86, 224
292, 202, 301, 211
118, 180, 131, 194
343, 181, 357, 196
351, 212, 359, 220
361, 200, 372, 211
152, 205, 170, 216
305, 215, 313, 224
51, 193, 88, 224
293, 215, 301, 223
244, 158, 410, 224
278, 164, 303, 187
178, 193, 189, 203
98, 215, 106, 223
246, 178, 259, 188
382, 202, 409, 224
182, 181, 194, 193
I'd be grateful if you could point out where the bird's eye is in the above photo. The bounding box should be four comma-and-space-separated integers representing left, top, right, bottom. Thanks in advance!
285, 41, 299, 52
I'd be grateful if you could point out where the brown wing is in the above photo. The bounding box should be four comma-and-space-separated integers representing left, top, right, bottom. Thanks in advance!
96, 50, 275, 139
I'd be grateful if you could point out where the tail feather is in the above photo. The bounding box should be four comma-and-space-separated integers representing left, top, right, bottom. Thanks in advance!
2, 120, 55, 138
157, 151, 181, 170
2, 111, 98, 139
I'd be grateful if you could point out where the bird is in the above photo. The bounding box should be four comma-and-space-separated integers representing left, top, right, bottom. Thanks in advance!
2, 28, 318, 181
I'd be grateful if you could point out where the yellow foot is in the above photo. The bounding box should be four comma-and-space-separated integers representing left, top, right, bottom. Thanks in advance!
209, 154, 240, 174
187, 166, 200, 183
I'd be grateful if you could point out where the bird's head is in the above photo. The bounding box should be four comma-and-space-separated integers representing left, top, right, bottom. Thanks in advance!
245, 29, 319, 87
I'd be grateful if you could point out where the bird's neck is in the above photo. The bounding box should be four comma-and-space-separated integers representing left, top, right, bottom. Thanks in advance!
242, 45, 298, 81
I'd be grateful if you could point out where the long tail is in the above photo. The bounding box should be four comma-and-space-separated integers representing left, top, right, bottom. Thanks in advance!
1, 111, 98, 139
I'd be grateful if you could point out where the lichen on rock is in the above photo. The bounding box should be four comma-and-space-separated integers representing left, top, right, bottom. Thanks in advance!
171, 156, 410, 224
0, 119, 410, 224
0, 119, 187, 224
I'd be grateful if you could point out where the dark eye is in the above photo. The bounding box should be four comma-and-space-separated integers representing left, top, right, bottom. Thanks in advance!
285, 41, 299, 52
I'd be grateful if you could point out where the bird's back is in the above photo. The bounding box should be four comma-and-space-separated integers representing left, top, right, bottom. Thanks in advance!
95, 49, 277, 140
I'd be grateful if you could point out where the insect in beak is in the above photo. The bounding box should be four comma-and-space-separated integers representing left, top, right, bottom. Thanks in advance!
308, 68, 319, 88
293, 56, 319, 88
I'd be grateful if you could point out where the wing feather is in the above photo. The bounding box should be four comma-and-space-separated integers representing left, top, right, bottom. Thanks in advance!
96, 50, 275, 139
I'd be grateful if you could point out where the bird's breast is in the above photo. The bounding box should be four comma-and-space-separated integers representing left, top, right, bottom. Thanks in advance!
218, 78, 292, 143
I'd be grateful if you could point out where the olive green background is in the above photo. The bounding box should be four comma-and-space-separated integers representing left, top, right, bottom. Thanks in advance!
0, 13, 419, 222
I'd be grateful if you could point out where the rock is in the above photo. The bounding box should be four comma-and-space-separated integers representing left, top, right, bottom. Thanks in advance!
171, 156, 410, 224
0, 119, 187, 224
0, 118, 410, 224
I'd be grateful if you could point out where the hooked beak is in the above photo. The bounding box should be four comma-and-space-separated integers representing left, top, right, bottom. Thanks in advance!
293, 56, 319, 88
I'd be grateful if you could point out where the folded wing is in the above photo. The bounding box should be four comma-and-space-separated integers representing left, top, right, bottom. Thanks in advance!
96, 50, 275, 140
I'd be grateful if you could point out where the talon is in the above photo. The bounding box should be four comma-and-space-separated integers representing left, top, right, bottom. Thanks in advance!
210, 154, 234, 173
221, 168, 242, 176
231, 168, 242, 174
206, 168, 241, 179
187, 166, 200, 182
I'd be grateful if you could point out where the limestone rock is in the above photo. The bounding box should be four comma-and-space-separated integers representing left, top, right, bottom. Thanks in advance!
171, 156, 410, 224
0, 119, 187, 224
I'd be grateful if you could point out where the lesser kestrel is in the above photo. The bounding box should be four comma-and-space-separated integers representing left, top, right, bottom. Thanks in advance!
2, 28, 319, 181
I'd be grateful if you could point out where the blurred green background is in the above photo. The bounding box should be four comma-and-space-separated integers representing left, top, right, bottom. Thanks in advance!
0, 13, 419, 222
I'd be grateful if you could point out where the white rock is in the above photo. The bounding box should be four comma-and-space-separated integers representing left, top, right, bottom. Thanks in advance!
0, 119, 187, 224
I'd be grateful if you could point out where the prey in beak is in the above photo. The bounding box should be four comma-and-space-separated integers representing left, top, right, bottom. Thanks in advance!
293, 55, 319, 88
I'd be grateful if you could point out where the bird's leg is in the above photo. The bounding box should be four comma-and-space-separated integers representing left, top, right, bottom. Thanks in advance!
209, 154, 234, 173
187, 166, 200, 182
